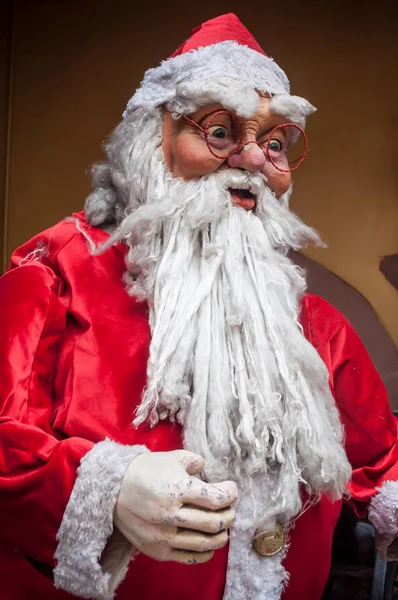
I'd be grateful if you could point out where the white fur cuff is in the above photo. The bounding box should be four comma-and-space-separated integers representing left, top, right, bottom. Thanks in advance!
369, 480, 398, 546
54, 439, 148, 599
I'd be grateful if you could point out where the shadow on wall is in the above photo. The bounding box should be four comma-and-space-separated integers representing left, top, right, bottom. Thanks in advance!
290, 251, 398, 410
380, 255, 398, 292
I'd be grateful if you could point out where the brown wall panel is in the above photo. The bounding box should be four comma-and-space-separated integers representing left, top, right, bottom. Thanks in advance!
0, 0, 14, 271
5, 0, 398, 343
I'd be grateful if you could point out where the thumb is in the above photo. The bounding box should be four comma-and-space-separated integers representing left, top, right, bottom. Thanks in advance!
175, 450, 205, 476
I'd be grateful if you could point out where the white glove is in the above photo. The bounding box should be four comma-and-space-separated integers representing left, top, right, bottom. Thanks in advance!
114, 450, 238, 564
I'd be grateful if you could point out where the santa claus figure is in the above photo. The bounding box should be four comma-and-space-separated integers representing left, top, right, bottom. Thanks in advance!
1, 13, 398, 600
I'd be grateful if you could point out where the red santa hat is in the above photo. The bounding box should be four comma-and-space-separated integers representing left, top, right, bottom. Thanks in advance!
124, 13, 293, 119
168, 12, 269, 58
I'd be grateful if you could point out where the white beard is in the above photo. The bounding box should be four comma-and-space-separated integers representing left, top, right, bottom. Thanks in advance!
90, 102, 352, 599
98, 141, 352, 599
101, 148, 351, 536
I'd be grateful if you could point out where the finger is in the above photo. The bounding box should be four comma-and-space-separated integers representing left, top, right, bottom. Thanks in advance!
116, 504, 177, 546
181, 479, 238, 510
211, 481, 239, 502
172, 529, 228, 552
175, 450, 205, 476
168, 549, 215, 565
169, 505, 236, 534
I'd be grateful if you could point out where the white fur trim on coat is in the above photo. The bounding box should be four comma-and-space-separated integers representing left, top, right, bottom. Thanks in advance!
124, 41, 290, 118
224, 518, 288, 600
54, 439, 148, 600
369, 480, 398, 553
223, 476, 289, 600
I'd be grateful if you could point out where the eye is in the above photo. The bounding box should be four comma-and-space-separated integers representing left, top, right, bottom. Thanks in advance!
208, 125, 229, 139
268, 138, 283, 152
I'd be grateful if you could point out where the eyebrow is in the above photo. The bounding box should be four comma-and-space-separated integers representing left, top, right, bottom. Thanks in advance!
258, 123, 287, 140
196, 108, 226, 126
198, 111, 216, 125
191, 108, 288, 139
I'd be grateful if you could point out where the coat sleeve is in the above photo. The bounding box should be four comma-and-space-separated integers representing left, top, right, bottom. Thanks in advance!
0, 261, 95, 563
304, 294, 398, 519
0, 257, 149, 599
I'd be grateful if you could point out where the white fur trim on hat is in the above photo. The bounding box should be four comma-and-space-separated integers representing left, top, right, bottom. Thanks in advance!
270, 94, 317, 142
54, 439, 149, 600
172, 77, 260, 119
124, 41, 290, 118
270, 94, 316, 125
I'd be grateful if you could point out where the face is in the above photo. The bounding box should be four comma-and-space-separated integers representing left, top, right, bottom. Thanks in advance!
162, 96, 293, 208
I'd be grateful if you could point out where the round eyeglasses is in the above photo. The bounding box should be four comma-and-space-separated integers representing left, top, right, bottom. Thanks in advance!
183, 110, 308, 173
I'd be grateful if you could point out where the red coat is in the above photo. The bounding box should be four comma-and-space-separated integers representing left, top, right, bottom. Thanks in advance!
1, 212, 397, 600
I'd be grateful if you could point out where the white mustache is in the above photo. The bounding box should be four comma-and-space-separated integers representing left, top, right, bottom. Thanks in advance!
215, 169, 266, 197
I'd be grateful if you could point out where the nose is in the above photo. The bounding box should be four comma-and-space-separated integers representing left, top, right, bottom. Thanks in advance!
227, 141, 266, 173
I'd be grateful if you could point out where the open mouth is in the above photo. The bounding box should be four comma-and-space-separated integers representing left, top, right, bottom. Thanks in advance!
228, 188, 256, 211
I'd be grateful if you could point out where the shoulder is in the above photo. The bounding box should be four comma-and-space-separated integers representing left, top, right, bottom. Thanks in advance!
300, 293, 375, 385
300, 293, 351, 348
8, 211, 109, 272
6, 212, 128, 304
7, 212, 124, 287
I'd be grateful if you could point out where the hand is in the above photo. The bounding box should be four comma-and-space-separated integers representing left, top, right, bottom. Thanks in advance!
114, 450, 237, 564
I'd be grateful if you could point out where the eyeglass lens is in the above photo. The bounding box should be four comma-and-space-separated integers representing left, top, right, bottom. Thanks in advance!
202, 111, 307, 171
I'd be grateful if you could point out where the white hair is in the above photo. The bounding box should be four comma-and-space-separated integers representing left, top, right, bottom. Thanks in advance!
93, 107, 351, 535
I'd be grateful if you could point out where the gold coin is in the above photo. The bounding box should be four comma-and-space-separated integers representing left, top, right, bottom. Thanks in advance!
252, 522, 286, 557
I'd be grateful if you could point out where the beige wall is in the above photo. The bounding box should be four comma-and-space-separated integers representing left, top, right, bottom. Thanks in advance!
1, 0, 397, 344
